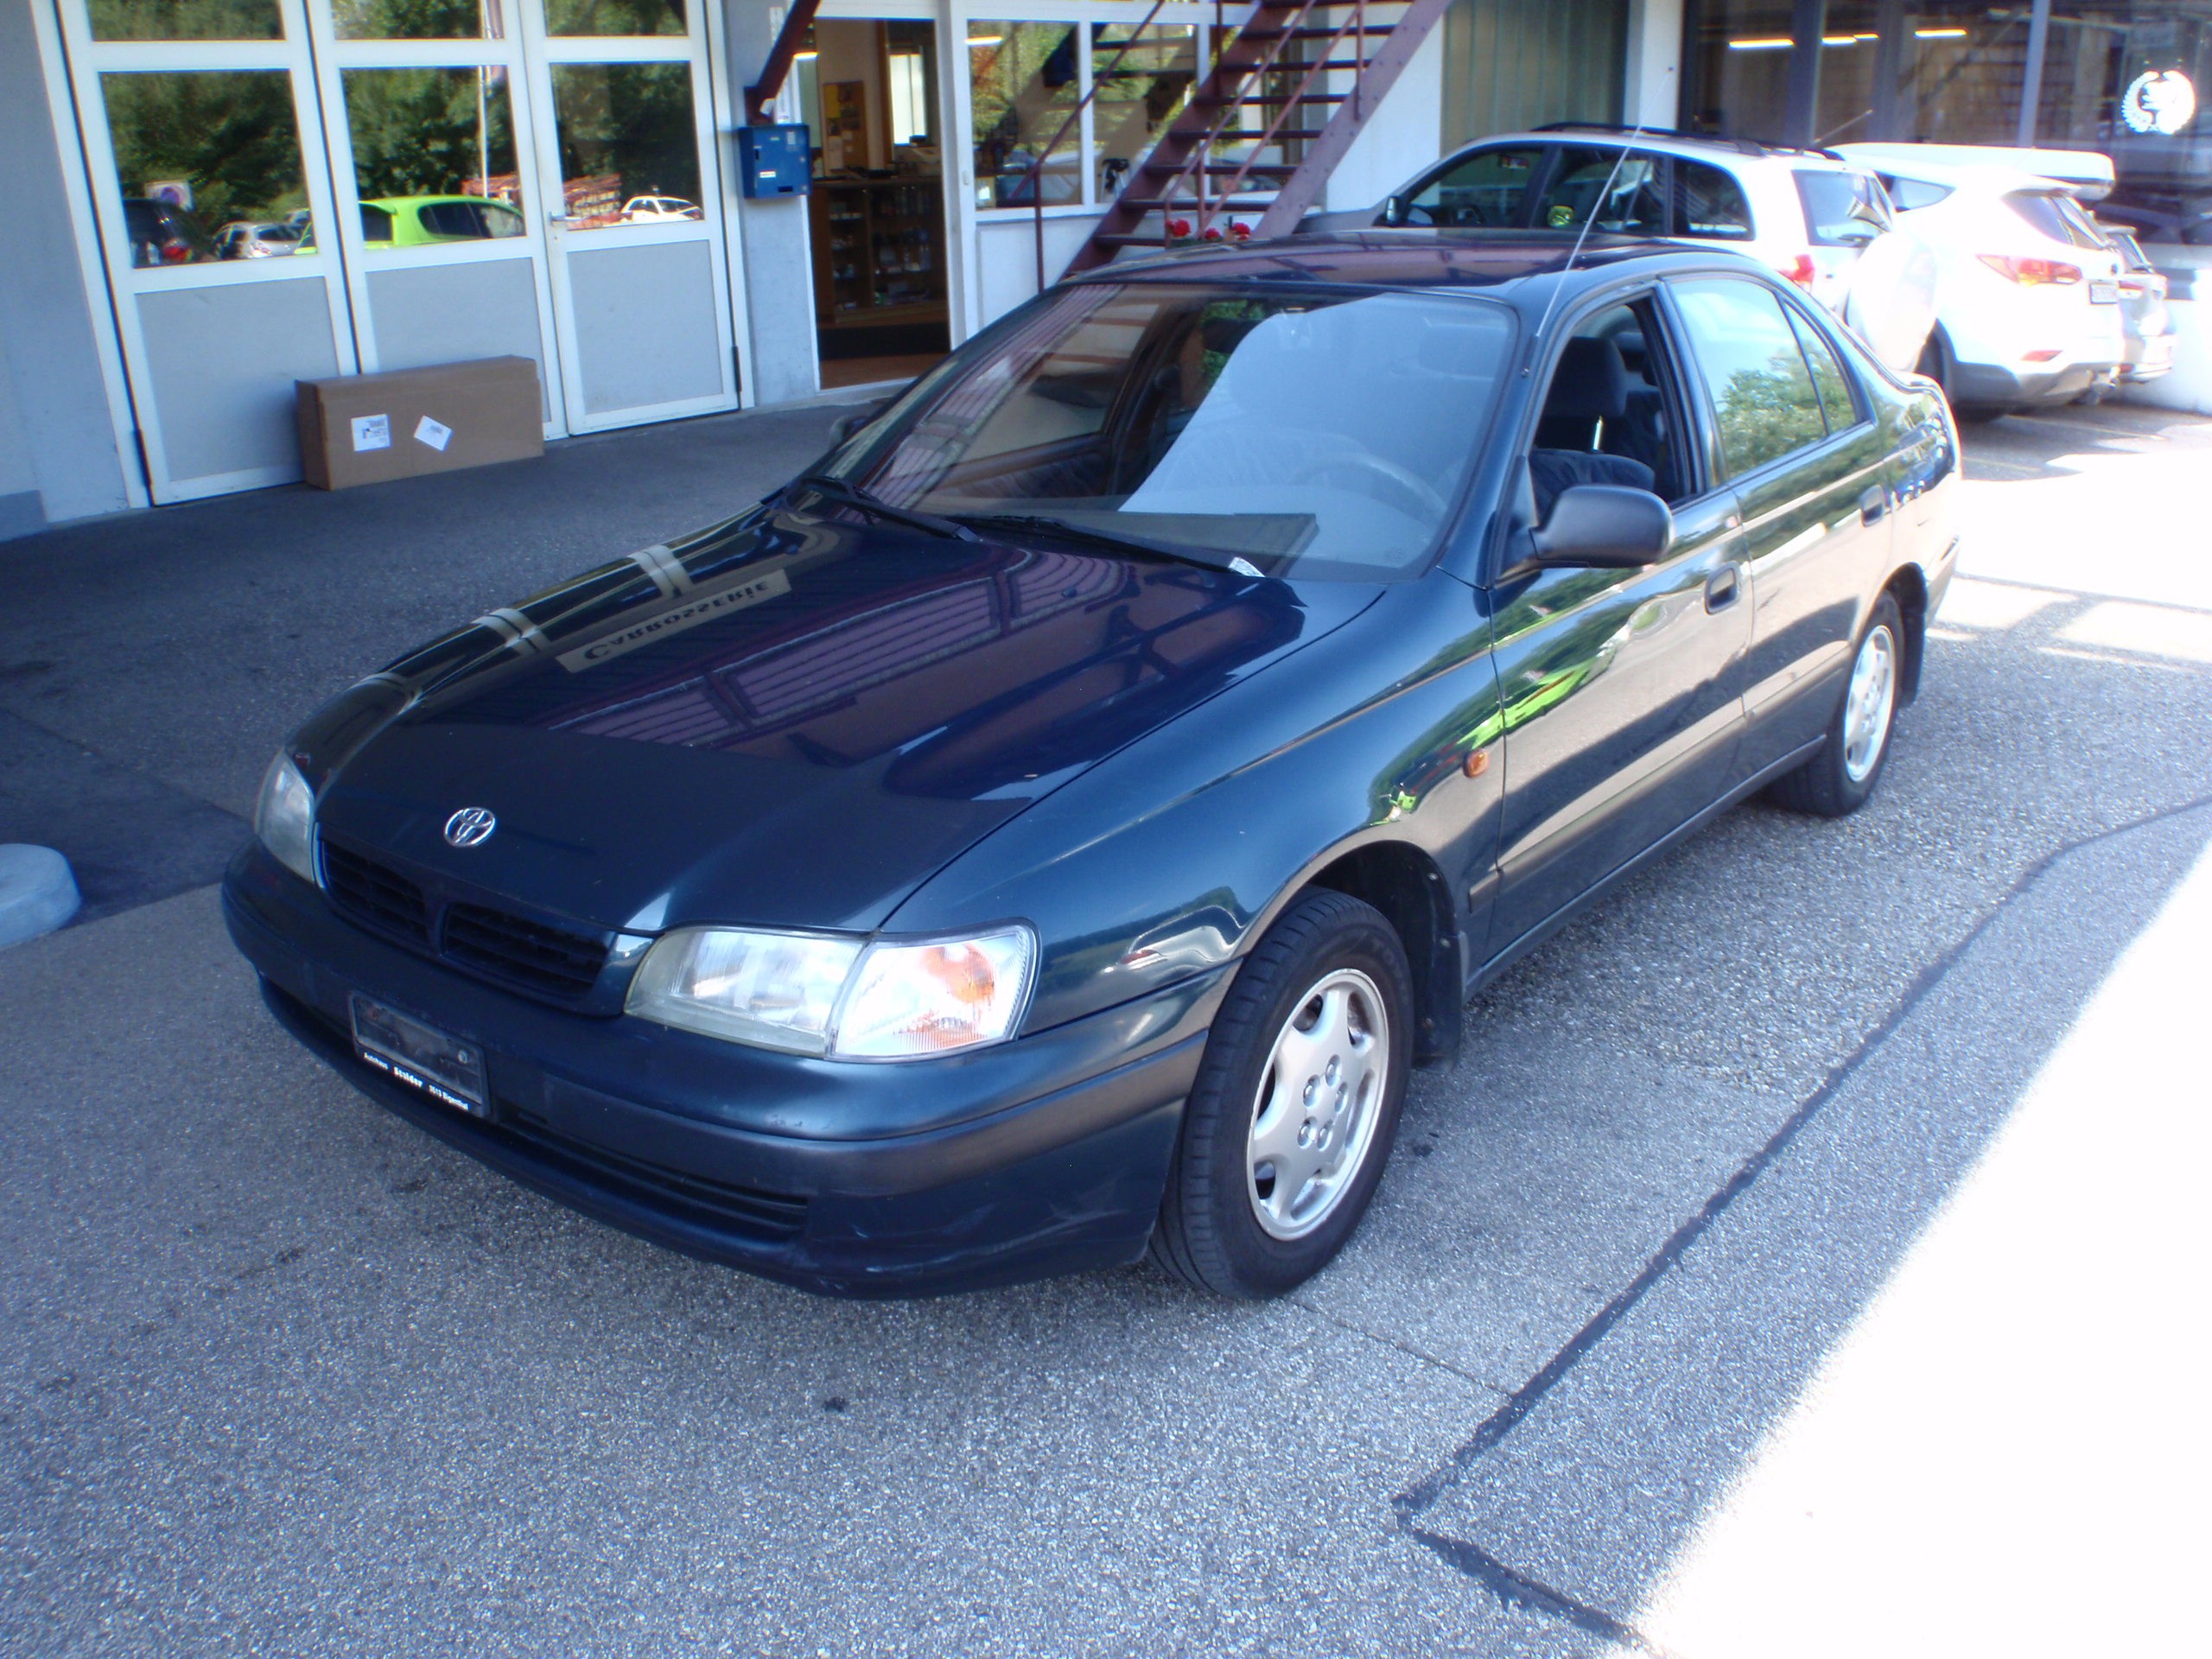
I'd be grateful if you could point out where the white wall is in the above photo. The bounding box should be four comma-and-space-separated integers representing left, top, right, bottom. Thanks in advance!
1325, 24, 1446, 212
976, 213, 1102, 325
1623, 0, 1684, 129
723, 0, 821, 404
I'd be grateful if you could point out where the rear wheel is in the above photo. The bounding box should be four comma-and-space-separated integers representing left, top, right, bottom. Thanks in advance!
1149, 889, 1413, 1299
1916, 330, 2009, 423
1769, 592, 1904, 818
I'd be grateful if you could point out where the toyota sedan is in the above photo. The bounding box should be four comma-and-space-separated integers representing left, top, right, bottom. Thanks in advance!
225, 233, 1960, 1299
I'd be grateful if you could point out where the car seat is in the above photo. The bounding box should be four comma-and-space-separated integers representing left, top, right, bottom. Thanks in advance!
1530, 336, 1657, 516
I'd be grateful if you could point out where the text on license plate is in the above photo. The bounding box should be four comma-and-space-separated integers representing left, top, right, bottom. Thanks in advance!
350, 993, 489, 1116
2089, 279, 2120, 303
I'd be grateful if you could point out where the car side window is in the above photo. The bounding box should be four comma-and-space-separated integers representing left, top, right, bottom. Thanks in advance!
1669, 277, 1830, 480
1399, 145, 1547, 228
1532, 148, 1669, 235
1524, 295, 1691, 519
1673, 161, 1753, 239
1784, 306, 1859, 433
1880, 174, 1953, 212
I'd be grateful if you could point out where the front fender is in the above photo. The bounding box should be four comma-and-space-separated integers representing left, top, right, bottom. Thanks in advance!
886, 577, 1508, 1036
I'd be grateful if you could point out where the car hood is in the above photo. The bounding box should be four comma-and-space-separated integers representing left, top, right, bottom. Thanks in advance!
312, 505, 1376, 935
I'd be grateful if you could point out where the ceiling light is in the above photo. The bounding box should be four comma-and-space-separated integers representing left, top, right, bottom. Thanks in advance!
1916, 26, 1967, 37
1727, 36, 1792, 49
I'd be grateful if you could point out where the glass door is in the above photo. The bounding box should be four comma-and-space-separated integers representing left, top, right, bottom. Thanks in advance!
513, 0, 741, 432
56, 0, 361, 502
307, 0, 569, 435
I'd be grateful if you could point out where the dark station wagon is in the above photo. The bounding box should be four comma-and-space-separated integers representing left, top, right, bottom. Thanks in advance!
226, 232, 1961, 1299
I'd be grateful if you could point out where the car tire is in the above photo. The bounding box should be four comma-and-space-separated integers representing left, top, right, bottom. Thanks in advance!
1769, 591, 1904, 819
1149, 888, 1413, 1300
1917, 331, 2008, 423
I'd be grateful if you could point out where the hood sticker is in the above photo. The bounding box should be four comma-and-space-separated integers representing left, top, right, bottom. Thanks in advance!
556, 566, 792, 672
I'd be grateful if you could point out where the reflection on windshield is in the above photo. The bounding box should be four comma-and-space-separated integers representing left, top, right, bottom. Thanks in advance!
842, 283, 1516, 580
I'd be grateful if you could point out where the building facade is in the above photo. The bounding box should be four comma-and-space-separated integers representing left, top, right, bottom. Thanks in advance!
0, 0, 2199, 536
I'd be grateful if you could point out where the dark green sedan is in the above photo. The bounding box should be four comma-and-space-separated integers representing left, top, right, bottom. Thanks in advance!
226, 232, 1959, 1298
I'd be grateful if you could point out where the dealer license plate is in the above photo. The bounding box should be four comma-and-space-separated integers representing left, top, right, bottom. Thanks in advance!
350, 993, 489, 1117
2089, 278, 2120, 304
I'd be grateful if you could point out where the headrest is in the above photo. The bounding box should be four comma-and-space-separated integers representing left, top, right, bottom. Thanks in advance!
1543, 336, 1632, 423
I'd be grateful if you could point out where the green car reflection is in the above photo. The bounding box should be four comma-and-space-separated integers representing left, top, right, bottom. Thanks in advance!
297, 195, 527, 250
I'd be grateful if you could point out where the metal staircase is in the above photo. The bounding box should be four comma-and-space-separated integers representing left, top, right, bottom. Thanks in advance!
1064, 0, 1454, 276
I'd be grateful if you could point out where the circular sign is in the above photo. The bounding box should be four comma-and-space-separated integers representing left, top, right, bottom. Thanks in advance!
2121, 69, 2196, 137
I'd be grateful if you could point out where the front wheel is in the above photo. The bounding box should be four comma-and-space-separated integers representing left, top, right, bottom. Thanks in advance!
1769, 591, 1904, 818
1149, 889, 1413, 1299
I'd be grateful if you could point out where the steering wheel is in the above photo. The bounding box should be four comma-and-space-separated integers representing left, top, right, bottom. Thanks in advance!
1311, 449, 1450, 521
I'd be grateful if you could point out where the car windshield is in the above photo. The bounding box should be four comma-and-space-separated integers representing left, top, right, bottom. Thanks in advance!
830, 282, 1517, 580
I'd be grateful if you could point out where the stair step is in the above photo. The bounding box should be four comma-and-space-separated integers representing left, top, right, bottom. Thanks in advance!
1205, 91, 1351, 106
1118, 194, 1281, 210
1139, 159, 1299, 177
1233, 24, 1396, 41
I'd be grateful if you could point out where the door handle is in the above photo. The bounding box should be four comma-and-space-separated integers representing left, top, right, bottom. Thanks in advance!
1859, 486, 1888, 524
1705, 567, 1739, 613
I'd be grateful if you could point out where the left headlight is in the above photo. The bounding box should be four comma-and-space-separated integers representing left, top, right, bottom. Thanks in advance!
254, 752, 317, 885
625, 924, 1035, 1060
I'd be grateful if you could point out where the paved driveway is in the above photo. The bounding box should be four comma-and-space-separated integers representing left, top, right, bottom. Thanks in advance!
3, 401, 2208, 1656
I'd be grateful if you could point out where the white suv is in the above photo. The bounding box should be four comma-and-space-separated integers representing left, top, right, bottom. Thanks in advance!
1306, 125, 1936, 367
1838, 145, 2130, 416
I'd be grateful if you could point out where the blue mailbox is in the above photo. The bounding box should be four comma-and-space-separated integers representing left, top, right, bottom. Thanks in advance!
737, 125, 811, 199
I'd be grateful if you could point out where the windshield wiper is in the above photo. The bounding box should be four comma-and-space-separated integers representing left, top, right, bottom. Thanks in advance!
786, 474, 977, 543
953, 512, 1263, 577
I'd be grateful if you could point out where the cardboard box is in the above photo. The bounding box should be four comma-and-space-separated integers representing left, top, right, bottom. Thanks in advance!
296, 356, 543, 491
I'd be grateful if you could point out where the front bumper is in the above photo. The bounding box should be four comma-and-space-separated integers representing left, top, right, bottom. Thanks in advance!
224, 844, 1227, 1296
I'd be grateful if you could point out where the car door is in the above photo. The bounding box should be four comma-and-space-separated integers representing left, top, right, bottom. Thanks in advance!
1483, 289, 1753, 960
1664, 275, 1896, 775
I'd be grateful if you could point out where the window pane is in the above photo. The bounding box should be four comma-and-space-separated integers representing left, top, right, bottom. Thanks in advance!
1786, 308, 1856, 431
543, 0, 686, 37
102, 71, 306, 265
969, 21, 1081, 210
88, 0, 281, 41
550, 62, 700, 228
1090, 23, 1197, 200
332, 0, 499, 41
342, 67, 522, 248
1532, 148, 1668, 235
1672, 278, 1828, 479
1404, 145, 1546, 227
1675, 160, 1753, 238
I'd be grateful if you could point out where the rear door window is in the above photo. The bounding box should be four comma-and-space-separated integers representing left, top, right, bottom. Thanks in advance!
1674, 160, 1754, 239
1397, 145, 1548, 228
1784, 307, 1859, 431
1881, 174, 1953, 212
1532, 147, 1669, 235
1669, 276, 1831, 480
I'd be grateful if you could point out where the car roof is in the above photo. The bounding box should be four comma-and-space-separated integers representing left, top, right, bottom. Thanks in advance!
1076, 229, 1739, 301
1452, 125, 1859, 169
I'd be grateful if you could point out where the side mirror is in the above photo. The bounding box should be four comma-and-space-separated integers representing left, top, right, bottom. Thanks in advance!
1381, 194, 1406, 227
1527, 485, 1673, 570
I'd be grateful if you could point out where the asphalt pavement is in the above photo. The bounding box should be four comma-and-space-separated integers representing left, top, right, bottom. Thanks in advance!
3, 397, 2208, 1656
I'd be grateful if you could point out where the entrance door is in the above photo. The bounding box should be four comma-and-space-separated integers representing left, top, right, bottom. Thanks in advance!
55, 0, 360, 502
514, 0, 740, 432
306, 0, 569, 433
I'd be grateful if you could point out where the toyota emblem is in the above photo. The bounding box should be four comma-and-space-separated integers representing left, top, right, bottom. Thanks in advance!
443, 807, 497, 848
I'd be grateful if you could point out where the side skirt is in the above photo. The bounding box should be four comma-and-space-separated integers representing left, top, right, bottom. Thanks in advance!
1462, 737, 1827, 1000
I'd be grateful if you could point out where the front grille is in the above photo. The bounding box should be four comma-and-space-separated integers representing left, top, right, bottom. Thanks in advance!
318, 833, 611, 1004
322, 839, 432, 946
512, 1113, 810, 1241
444, 904, 609, 999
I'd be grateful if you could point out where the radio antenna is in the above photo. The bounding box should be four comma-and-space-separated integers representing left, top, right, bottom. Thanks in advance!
1525, 124, 1647, 369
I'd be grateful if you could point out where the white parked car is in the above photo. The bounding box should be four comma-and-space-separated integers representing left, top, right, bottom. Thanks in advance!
1306, 125, 1936, 370
1840, 144, 2129, 416
620, 195, 702, 223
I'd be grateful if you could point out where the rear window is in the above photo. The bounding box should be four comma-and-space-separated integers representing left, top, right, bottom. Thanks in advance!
359, 204, 393, 243
1794, 169, 1891, 245
1675, 160, 1754, 239
1881, 175, 1953, 212
2006, 190, 2108, 249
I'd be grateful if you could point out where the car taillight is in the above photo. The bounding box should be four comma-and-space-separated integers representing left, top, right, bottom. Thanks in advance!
1777, 253, 1816, 289
1978, 254, 2082, 286
161, 244, 190, 264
